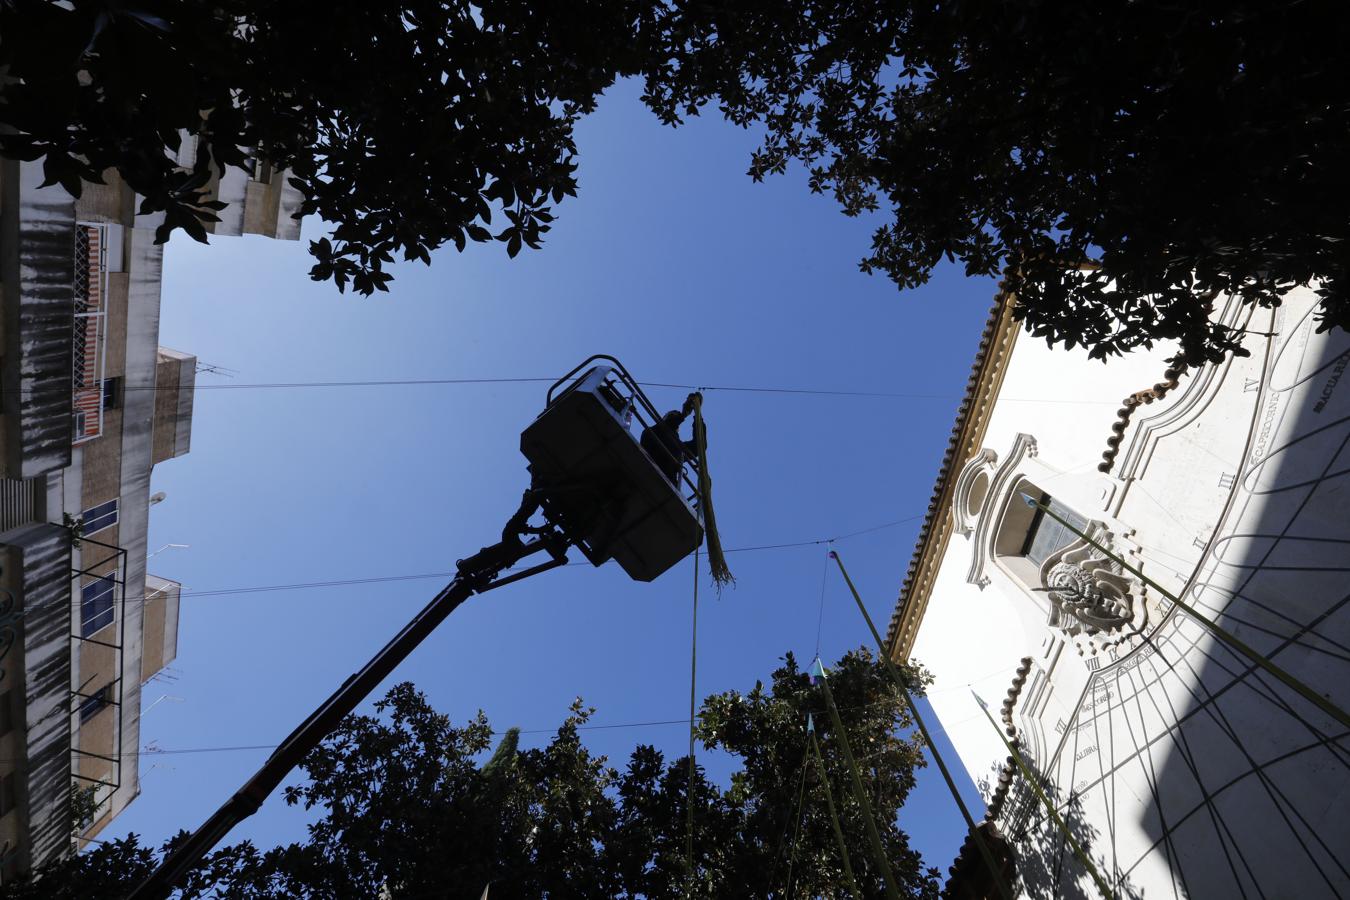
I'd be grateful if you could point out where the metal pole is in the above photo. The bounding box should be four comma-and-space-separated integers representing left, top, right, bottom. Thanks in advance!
829, 550, 1014, 900
128, 533, 568, 900
808, 725, 863, 900
816, 663, 902, 900
1022, 493, 1350, 731
685, 548, 699, 897
974, 693, 1115, 900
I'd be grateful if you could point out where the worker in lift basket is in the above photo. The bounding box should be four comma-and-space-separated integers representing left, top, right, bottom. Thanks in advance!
641, 392, 700, 484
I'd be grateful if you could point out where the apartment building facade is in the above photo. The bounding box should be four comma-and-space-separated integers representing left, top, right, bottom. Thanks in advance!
0, 154, 300, 877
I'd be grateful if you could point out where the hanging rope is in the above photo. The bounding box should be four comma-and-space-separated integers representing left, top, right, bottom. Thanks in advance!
808, 716, 863, 899
690, 394, 734, 587
782, 742, 812, 899
829, 549, 1015, 900
685, 548, 700, 897
769, 741, 812, 893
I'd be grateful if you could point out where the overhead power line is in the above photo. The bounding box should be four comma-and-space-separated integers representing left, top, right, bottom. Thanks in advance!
95, 691, 1002, 763
1, 375, 1115, 404
103, 513, 930, 608
194, 378, 1116, 404
137, 718, 693, 758
193, 377, 553, 390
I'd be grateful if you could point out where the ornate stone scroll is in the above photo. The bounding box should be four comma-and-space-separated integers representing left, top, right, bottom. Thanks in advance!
1040, 525, 1145, 656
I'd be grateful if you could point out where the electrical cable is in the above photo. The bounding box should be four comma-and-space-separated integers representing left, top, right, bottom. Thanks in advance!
781, 738, 812, 899
88, 512, 928, 609
767, 738, 812, 897
644, 381, 1114, 404
6, 374, 1117, 403
715, 515, 925, 558
61, 699, 994, 765
813, 544, 831, 659
135, 718, 692, 757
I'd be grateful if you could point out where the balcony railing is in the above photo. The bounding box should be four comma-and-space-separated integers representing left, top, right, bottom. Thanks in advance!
72, 225, 109, 444
70, 535, 129, 830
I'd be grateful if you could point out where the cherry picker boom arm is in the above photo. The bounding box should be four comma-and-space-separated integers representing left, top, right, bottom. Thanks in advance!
127, 522, 571, 900
129, 354, 709, 898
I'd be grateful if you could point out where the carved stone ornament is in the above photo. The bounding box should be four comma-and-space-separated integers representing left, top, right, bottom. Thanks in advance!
953, 448, 999, 537
965, 433, 1038, 589
1040, 525, 1145, 655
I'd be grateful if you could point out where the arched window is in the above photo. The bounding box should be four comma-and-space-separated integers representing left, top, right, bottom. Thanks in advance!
957, 435, 1147, 661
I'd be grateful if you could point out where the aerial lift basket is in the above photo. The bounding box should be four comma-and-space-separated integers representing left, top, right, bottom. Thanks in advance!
521, 355, 704, 582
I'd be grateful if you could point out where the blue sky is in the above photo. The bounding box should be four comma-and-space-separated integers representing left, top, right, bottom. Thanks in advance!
107, 79, 998, 877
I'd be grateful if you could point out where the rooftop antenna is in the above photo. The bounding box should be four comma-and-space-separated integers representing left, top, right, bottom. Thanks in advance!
194, 361, 237, 378
130, 355, 711, 899
141, 695, 184, 717
145, 667, 181, 686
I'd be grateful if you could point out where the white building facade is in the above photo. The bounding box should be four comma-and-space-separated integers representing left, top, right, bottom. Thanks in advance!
888, 288, 1350, 898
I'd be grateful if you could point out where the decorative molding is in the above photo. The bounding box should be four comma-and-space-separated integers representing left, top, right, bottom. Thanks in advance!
1109, 294, 1254, 478
1038, 524, 1146, 657
986, 656, 1034, 825
1097, 362, 1190, 473
966, 433, 1038, 589
952, 448, 998, 537
887, 293, 1022, 660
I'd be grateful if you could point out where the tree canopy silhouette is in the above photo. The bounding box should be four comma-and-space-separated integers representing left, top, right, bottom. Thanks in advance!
4, 650, 942, 898
0, 0, 646, 295
5, 1, 1346, 362
639, 0, 1350, 363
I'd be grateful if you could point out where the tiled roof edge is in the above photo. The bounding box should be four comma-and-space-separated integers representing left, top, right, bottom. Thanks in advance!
885, 288, 1019, 658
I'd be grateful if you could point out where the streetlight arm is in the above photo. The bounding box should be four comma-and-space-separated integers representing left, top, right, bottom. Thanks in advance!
128, 522, 570, 900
